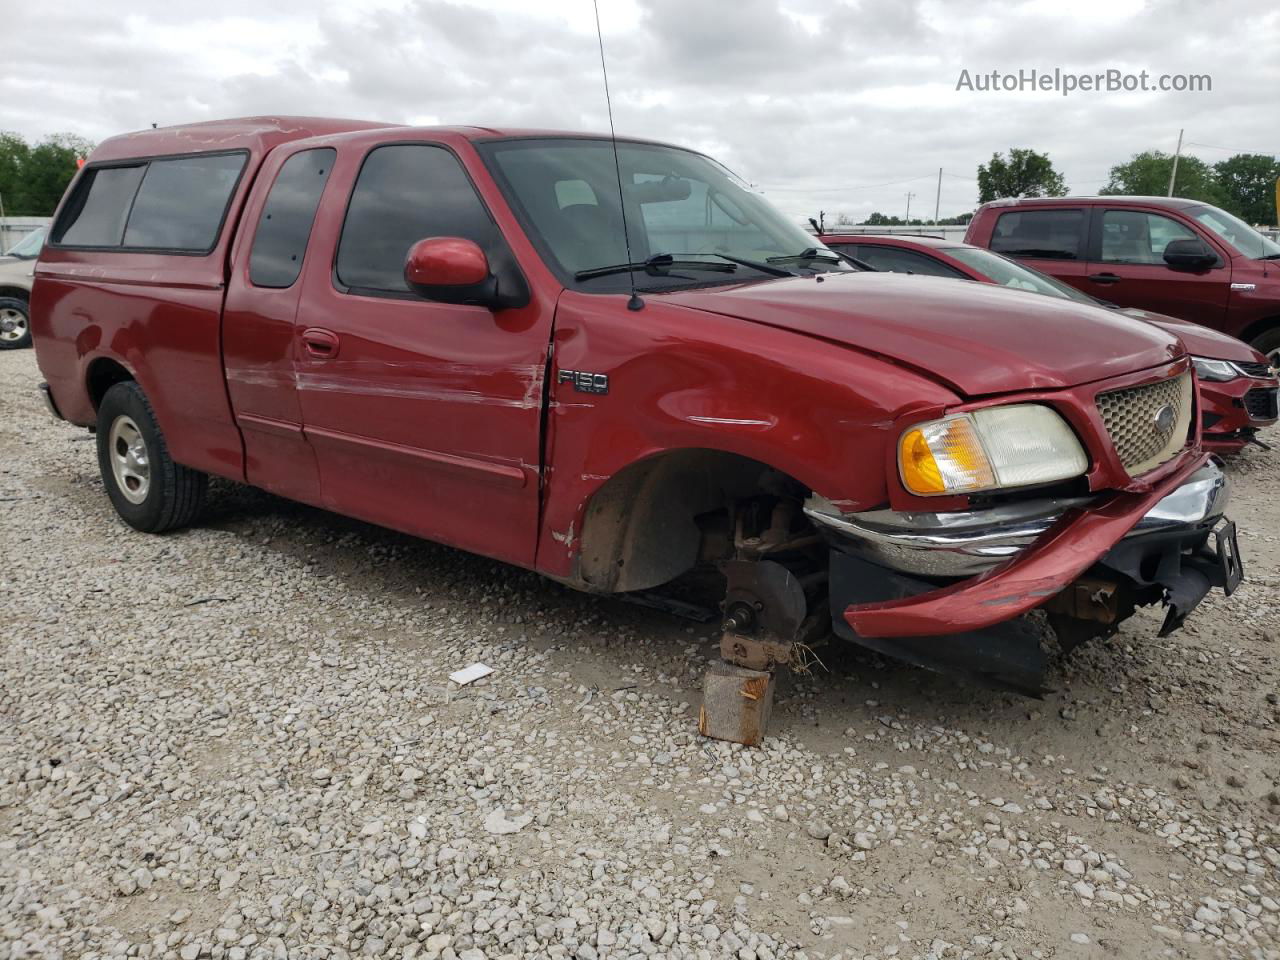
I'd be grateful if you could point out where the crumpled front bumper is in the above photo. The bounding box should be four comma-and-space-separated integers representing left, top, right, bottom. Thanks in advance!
807, 455, 1242, 692
807, 459, 1229, 582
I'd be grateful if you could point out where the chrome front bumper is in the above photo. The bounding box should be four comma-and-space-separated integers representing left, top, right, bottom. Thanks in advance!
805, 461, 1229, 577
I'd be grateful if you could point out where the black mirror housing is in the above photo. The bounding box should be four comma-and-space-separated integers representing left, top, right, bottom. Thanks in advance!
1163, 238, 1217, 270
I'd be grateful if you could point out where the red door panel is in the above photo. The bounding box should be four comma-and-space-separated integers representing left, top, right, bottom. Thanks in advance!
292, 139, 553, 568
1085, 208, 1231, 326
1021, 257, 1092, 294
223, 147, 338, 505
293, 294, 549, 566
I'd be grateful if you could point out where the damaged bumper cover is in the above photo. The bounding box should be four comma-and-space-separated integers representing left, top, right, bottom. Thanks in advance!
806, 456, 1242, 692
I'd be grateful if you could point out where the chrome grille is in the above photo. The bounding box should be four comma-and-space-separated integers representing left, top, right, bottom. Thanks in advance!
1096, 372, 1193, 476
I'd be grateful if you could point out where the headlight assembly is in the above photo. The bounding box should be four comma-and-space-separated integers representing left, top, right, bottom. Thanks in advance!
1192, 357, 1240, 382
899, 404, 1088, 496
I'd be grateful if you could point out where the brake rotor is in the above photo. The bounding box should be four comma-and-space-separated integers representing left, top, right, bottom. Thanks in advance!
720, 559, 807, 641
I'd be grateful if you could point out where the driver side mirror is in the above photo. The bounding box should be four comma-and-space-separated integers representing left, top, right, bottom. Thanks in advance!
405, 237, 524, 310
1163, 238, 1217, 270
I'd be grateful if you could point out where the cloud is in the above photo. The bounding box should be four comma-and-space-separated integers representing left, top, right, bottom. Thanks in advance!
1, 0, 1276, 221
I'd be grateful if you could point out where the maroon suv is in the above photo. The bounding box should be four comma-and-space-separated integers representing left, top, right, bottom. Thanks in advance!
964, 196, 1280, 365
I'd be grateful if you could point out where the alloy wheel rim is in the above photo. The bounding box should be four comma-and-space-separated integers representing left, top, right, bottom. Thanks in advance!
109, 415, 151, 504
0, 307, 26, 342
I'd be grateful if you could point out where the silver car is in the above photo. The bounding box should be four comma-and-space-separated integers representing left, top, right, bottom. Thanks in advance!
0, 226, 45, 349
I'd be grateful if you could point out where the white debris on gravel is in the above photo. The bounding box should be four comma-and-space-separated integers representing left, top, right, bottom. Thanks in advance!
1, 347, 1279, 959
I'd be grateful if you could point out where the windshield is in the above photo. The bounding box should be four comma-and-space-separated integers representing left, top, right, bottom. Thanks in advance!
946, 246, 1097, 304
478, 138, 851, 289
4, 226, 47, 259
1188, 204, 1280, 259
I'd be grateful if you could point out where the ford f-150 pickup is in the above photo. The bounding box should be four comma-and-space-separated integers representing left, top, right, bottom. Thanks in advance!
31, 117, 1244, 729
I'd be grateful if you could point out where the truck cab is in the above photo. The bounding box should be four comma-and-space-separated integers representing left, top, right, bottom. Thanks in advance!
31, 118, 1245, 716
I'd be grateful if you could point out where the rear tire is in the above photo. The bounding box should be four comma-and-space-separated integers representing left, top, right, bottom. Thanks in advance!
1251, 326, 1280, 369
96, 381, 206, 532
0, 297, 31, 350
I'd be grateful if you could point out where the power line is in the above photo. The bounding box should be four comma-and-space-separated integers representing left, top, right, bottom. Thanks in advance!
1185, 141, 1280, 156
765, 173, 939, 193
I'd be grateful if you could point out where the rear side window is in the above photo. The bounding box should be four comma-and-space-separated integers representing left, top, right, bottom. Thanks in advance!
123, 153, 246, 251
853, 245, 968, 278
990, 209, 1085, 260
336, 144, 499, 295
249, 148, 336, 288
53, 165, 146, 247
52, 151, 246, 253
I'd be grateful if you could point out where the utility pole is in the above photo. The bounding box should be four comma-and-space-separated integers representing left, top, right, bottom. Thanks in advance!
1167, 128, 1184, 198
905, 191, 916, 226
934, 168, 942, 224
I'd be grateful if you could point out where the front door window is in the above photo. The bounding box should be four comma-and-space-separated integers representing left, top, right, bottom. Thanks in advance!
1099, 210, 1199, 265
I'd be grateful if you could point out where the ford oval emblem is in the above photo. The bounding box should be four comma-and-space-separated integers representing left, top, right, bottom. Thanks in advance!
1154, 404, 1176, 433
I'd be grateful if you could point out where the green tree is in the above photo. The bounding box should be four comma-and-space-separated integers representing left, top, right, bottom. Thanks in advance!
976, 149, 1067, 203
1100, 150, 1221, 206
1213, 153, 1280, 226
0, 134, 31, 216
0, 132, 93, 216
861, 212, 903, 225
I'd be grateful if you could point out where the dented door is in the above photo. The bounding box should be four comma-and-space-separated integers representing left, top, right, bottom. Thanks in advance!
291, 138, 553, 566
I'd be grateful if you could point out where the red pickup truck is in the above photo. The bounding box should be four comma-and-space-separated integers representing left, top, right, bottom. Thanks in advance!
964, 196, 1280, 366
32, 117, 1242, 700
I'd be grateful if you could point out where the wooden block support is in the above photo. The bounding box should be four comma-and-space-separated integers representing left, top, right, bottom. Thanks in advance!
698, 661, 776, 747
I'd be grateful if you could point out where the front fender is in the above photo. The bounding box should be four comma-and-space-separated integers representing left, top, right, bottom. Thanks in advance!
534, 291, 959, 577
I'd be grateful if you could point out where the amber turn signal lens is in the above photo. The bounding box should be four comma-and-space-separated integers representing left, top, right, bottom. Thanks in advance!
898, 416, 996, 496
900, 428, 945, 495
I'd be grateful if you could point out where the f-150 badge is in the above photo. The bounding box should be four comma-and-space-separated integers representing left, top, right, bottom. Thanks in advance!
558, 370, 609, 395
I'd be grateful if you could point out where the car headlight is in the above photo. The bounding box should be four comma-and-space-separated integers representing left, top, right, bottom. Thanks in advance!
899, 404, 1088, 496
1192, 357, 1240, 382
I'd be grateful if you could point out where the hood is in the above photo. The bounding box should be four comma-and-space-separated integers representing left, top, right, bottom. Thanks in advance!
659, 272, 1182, 397
1118, 307, 1264, 364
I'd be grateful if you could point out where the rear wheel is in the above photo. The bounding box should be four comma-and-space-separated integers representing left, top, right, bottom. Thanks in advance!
1251, 326, 1280, 369
0, 297, 31, 350
96, 381, 206, 532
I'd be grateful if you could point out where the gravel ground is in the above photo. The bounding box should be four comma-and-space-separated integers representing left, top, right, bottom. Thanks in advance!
1, 346, 1278, 960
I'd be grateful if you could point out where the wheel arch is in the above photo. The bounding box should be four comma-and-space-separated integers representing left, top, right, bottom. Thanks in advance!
0, 285, 30, 303
85, 355, 138, 411
564, 446, 812, 594
1239, 315, 1280, 351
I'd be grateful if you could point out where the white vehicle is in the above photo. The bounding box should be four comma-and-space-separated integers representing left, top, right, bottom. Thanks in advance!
0, 226, 44, 349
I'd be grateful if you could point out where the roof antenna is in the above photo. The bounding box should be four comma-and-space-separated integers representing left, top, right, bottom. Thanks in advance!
591, 0, 643, 311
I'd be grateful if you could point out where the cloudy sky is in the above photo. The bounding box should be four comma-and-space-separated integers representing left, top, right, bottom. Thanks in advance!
3, 0, 1277, 223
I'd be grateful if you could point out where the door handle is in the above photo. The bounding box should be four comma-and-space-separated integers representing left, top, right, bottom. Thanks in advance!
301, 327, 340, 359
1088, 272, 1122, 285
